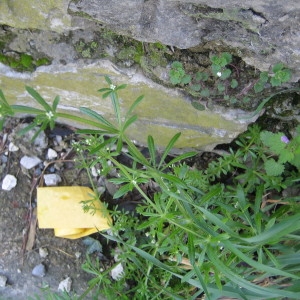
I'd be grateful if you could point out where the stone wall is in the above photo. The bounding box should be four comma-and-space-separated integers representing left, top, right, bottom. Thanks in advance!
0, 1, 299, 151
1, 0, 299, 80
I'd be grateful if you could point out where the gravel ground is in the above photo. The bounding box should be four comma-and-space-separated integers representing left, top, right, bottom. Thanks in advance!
0, 118, 105, 300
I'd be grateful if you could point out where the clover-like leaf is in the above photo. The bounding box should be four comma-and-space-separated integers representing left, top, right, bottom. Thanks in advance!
264, 158, 284, 176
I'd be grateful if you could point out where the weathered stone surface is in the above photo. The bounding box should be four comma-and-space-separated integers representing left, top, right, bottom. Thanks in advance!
68, 0, 300, 81
0, 61, 258, 152
0, 1, 299, 80
1, 0, 298, 151
0, 0, 71, 32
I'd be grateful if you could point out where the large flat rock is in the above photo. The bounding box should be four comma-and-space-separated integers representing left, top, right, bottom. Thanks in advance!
0, 61, 257, 152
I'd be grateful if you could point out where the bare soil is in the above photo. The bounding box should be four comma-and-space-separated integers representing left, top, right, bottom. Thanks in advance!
0, 119, 102, 300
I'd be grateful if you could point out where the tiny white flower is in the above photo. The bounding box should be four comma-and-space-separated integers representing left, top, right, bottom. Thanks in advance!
217, 72, 222, 77
110, 84, 116, 90
46, 111, 54, 119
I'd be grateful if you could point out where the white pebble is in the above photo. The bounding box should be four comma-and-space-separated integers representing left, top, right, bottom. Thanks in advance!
8, 142, 19, 152
20, 156, 42, 169
110, 263, 124, 281
44, 174, 62, 186
0, 275, 7, 287
58, 277, 72, 293
2, 174, 17, 191
47, 148, 58, 160
39, 247, 49, 258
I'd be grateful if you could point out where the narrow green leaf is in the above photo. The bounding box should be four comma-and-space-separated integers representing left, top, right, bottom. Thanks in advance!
164, 151, 197, 169
264, 247, 280, 269
104, 75, 112, 85
147, 135, 157, 166
17, 122, 39, 137
126, 95, 144, 118
116, 84, 127, 90
158, 132, 181, 169
242, 213, 300, 244
113, 183, 133, 199
125, 138, 150, 167
208, 249, 300, 298
98, 88, 111, 93
11, 105, 44, 115
110, 92, 121, 126
122, 115, 138, 132
52, 95, 60, 111
199, 185, 222, 204
222, 240, 299, 279
79, 107, 114, 127
0, 90, 9, 105
25, 86, 52, 111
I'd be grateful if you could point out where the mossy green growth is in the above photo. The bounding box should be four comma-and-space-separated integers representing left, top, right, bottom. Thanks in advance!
0, 52, 51, 72
75, 39, 100, 59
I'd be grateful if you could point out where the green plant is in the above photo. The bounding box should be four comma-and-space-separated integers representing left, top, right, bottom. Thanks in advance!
169, 53, 293, 109
0, 52, 51, 72
260, 127, 300, 176
169, 61, 191, 85
1, 80, 300, 299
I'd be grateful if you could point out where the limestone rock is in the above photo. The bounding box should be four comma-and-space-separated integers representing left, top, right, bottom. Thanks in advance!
32, 263, 46, 278
0, 1, 299, 79
47, 148, 58, 160
0, 60, 259, 153
58, 277, 72, 293
44, 174, 62, 186
2, 174, 17, 191
8, 142, 19, 152
20, 156, 42, 170
68, 0, 300, 81
0, 275, 7, 287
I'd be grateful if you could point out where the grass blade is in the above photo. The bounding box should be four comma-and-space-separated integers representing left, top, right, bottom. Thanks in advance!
208, 249, 300, 299
158, 132, 181, 169
147, 135, 156, 166
25, 86, 52, 111
110, 92, 121, 126
79, 107, 114, 128
52, 95, 60, 111
126, 95, 144, 118
242, 213, 300, 244
122, 115, 138, 132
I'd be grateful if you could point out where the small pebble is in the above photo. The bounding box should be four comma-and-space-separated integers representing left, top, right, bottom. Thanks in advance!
75, 251, 81, 259
2, 174, 17, 191
58, 277, 72, 293
39, 247, 49, 258
1, 154, 8, 164
20, 156, 42, 169
49, 166, 56, 173
110, 263, 124, 281
55, 135, 63, 144
47, 148, 58, 160
0, 275, 7, 287
44, 174, 62, 186
32, 263, 46, 278
8, 142, 19, 152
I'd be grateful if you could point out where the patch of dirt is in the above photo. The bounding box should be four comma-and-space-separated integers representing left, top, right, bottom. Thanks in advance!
0, 119, 103, 300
